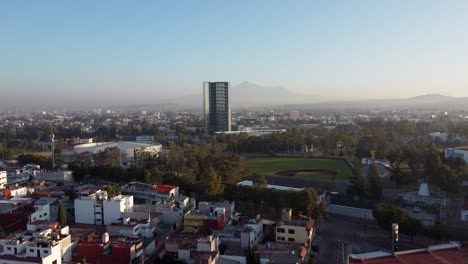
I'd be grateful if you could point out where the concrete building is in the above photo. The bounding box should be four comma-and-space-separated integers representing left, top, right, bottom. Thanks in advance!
74, 189, 134, 225
349, 241, 468, 264
183, 208, 227, 235
0, 225, 72, 264
275, 219, 314, 244
106, 217, 155, 238
203, 82, 231, 134
445, 147, 468, 162
122, 182, 179, 204
35, 171, 73, 183
0, 171, 7, 189
257, 242, 309, 264
73, 141, 162, 165
74, 233, 147, 264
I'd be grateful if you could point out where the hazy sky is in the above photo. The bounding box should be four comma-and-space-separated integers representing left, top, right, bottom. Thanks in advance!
1, 0, 468, 107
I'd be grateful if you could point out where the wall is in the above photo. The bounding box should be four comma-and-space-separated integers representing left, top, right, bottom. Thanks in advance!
74, 198, 97, 224
276, 224, 311, 244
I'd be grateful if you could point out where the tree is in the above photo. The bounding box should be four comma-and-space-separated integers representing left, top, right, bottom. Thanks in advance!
1, 148, 17, 160
203, 167, 224, 199
292, 188, 319, 217
100, 185, 122, 197
347, 164, 368, 199
373, 203, 422, 239
367, 163, 382, 200
424, 148, 442, 181
373, 204, 408, 231
251, 173, 267, 187
58, 204, 67, 226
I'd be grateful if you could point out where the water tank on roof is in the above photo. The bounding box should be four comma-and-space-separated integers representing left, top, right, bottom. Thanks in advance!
102, 232, 110, 244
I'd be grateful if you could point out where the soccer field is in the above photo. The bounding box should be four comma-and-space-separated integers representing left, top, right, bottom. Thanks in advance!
246, 157, 353, 180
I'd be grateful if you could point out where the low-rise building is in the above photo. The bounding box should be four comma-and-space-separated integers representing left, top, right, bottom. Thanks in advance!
122, 182, 179, 204
74, 189, 134, 225
445, 147, 468, 162
183, 208, 226, 235
0, 170, 7, 189
0, 225, 72, 264
257, 242, 309, 264
349, 242, 468, 263
74, 233, 146, 264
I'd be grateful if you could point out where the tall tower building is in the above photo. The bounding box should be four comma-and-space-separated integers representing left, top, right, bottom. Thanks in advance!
203, 82, 231, 134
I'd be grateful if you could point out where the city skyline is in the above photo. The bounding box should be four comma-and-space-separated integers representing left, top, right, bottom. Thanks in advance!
1, 1, 468, 109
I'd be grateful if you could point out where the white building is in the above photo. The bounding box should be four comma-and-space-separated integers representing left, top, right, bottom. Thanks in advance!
106, 217, 156, 238
0, 225, 72, 264
237, 180, 304, 192
0, 171, 7, 189
445, 147, 468, 162
122, 182, 179, 203
74, 189, 134, 225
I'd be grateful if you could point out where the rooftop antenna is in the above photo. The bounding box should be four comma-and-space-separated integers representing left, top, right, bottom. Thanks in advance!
50, 126, 55, 170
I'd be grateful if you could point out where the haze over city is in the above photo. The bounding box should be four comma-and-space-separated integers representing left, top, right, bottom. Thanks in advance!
2, 0, 468, 109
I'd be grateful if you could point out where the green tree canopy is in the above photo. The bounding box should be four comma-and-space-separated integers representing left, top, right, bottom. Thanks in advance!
347, 164, 368, 199
367, 162, 382, 200
58, 204, 67, 226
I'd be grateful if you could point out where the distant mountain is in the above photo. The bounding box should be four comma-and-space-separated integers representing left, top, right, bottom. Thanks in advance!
113, 91, 468, 112
292, 93, 468, 111
163, 81, 324, 109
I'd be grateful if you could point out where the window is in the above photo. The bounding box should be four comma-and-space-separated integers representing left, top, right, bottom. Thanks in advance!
288, 229, 295, 234
288, 238, 295, 242
277, 228, 285, 233
7, 247, 11, 250
43, 250, 49, 254
30, 249, 35, 252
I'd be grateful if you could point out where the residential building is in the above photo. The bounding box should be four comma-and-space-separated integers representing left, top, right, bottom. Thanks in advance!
348, 242, 468, 263
275, 218, 314, 244
203, 81, 231, 134
0, 225, 72, 264
106, 217, 155, 238
183, 208, 227, 235
445, 147, 468, 162
122, 182, 179, 204
257, 242, 309, 264
74, 190, 134, 225
74, 233, 146, 264
0, 171, 7, 189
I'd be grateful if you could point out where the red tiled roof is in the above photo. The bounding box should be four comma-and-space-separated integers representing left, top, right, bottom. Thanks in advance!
154, 185, 177, 193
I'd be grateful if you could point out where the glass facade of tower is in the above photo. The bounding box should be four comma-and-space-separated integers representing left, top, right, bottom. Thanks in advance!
203, 82, 231, 134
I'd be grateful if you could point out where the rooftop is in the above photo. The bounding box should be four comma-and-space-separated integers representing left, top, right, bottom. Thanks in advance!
349, 242, 468, 264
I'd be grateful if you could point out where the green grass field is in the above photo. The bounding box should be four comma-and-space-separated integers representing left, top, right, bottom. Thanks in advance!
246, 157, 353, 180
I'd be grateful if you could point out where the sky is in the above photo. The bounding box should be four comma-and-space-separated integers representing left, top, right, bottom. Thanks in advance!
1, 0, 468, 108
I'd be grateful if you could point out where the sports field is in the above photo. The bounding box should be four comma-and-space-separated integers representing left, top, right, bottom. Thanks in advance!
246, 157, 353, 180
